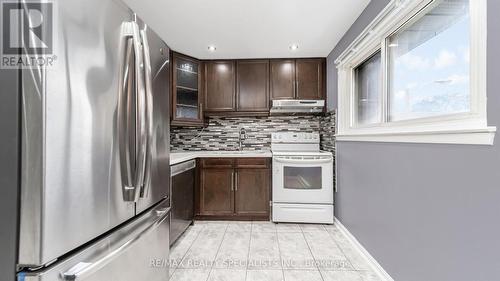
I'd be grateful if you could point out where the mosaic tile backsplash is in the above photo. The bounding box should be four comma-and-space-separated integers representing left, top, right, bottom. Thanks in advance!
320, 111, 336, 182
171, 115, 320, 151
320, 111, 336, 154
170, 112, 336, 152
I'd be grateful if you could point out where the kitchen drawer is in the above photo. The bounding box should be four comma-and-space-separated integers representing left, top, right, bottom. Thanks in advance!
272, 203, 333, 224
200, 158, 235, 168
236, 158, 269, 168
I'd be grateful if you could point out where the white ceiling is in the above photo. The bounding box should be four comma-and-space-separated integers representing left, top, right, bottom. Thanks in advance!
123, 0, 370, 59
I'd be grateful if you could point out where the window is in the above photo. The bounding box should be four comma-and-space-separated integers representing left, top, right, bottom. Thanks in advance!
388, 0, 470, 121
355, 51, 382, 125
335, 0, 495, 145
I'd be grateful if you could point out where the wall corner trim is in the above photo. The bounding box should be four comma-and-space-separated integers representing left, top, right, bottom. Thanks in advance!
334, 218, 395, 281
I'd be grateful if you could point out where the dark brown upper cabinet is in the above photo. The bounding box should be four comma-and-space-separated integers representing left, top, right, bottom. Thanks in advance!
204, 60, 236, 112
270, 59, 295, 100
236, 60, 270, 112
171, 52, 204, 126
200, 57, 324, 116
270, 58, 325, 100
296, 59, 324, 100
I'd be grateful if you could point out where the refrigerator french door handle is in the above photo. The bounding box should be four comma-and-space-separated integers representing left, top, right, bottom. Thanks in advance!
131, 21, 148, 202
139, 27, 154, 198
118, 21, 146, 202
118, 23, 139, 201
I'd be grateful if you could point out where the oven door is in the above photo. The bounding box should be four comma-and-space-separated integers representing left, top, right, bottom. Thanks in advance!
272, 156, 333, 204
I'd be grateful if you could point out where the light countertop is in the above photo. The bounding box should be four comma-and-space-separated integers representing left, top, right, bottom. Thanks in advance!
170, 150, 273, 165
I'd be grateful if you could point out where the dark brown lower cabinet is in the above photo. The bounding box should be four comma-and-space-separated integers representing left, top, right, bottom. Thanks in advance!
200, 168, 234, 215
197, 158, 270, 220
235, 168, 270, 216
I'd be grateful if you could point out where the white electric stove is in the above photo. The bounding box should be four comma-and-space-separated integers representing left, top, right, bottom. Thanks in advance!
271, 132, 334, 224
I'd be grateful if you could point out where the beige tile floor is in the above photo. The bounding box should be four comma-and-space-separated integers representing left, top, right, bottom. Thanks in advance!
169, 221, 382, 281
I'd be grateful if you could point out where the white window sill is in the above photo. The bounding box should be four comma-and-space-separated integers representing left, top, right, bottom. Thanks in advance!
335, 127, 497, 145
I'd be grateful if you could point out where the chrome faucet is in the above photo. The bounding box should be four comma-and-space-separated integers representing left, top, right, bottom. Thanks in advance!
238, 127, 246, 151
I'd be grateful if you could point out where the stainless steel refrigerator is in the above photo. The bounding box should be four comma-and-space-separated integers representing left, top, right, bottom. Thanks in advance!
0, 0, 171, 280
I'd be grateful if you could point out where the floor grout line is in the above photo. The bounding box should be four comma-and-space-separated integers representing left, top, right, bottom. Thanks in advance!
300, 228, 325, 281
244, 221, 253, 281
274, 223, 286, 281
205, 223, 229, 281
170, 223, 205, 278
324, 225, 356, 271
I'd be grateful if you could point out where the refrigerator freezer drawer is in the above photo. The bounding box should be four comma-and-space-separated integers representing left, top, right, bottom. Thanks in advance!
272, 203, 334, 224
19, 199, 171, 281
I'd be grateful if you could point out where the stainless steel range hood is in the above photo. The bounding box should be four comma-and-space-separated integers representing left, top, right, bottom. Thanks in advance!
270, 99, 325, 114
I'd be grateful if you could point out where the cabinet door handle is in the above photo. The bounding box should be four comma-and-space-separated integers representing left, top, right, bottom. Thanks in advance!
235, 171, 238, 191
231, 171, 235, 191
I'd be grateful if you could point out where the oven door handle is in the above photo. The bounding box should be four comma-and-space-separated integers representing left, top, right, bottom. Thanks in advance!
273, 158, 332, 165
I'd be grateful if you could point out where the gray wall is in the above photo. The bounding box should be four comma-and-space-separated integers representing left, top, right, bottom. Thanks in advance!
328, 1, 500, 281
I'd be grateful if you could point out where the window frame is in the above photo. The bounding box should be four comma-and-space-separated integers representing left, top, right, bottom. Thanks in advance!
335, 0, 495, 145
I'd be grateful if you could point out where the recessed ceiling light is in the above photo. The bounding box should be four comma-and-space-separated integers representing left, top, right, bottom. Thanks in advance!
289, 44, 299, 51
208, 45, 216, 52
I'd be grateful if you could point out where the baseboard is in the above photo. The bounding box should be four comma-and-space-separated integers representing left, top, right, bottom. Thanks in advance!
334, 218, 394, 281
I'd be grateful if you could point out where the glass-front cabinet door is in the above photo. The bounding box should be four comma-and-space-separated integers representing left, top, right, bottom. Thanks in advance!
172, 52, 203, 126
